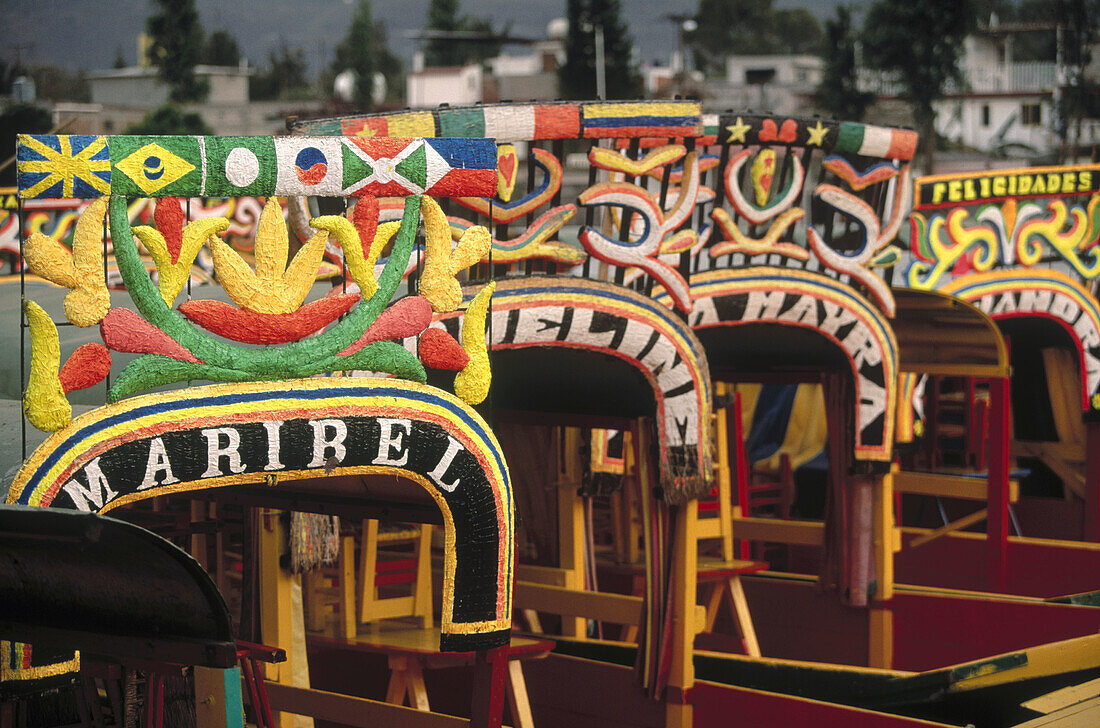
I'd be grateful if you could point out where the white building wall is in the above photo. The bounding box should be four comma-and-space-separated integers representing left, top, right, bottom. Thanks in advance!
408, 65, 483, 108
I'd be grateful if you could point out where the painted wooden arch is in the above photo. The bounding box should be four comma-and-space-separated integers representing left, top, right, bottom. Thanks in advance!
942, 269, 1100, 417
426, 276, 713, 503
678, 268, 898, 463
7, 378, 514, 651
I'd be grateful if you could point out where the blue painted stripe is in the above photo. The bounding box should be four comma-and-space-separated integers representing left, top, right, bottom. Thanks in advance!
20, 384, 508, 503
584, 115, 697, 129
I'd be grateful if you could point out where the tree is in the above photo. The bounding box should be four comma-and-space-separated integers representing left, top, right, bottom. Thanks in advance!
685, 0, 823, 75
0, 105, 52, 186
559, 0, 641, 100
145, 0, 209, 102
424, 0, 462, 66
373, 21, 406, 104
423, 0, 503, 68
686, 0, 778, 76
862, 0, 977, 172
204, 30, 241, 67
332, 2, 404, 110
29, 66, 91, 102
773, 9, 824, 55
251, 42, 310, 100
125, 104, 213, 135
113, 45, 127, 69
814, 6, 873, 121
332, 0, 377, 110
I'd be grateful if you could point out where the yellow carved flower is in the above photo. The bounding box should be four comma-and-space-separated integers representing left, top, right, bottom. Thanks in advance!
208, 197, 328, 314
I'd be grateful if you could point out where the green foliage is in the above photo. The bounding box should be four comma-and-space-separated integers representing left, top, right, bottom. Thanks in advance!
125, 104, 213, 135
251, 42, 311, 100
686, 0, 822, 76
146, 0, 209, 103
773, 9, 825, 55
373, 21, 406, 104
204, 30, 241, 67
423, 0, 503, 67
0, 104, 52, 187
559, 0, 641, 100
113, 46, 127, 69
28, 66, 90, 102
862, 0, 977, 169
814, 6, 873, 121
333, 0, 404, 111
425, 0, 462, 66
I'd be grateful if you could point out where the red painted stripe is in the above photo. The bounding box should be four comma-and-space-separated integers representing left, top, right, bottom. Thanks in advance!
534, 104, 581, 138
583, 125, 698, 139
885, 130, 918, 161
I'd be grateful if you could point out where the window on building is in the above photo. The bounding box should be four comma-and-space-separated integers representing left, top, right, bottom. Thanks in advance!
981, 104, 990, 127
1021, 103, 1042, 126
745, 68, 776, 85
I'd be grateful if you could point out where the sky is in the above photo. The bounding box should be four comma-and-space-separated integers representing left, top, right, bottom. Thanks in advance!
3, 0, 848, 77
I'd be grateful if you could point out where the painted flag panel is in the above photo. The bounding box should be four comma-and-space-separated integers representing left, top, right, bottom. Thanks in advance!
581, 101, 702, 139
439, 107, 486, 138
16, 135, 111, 199
203, 136, 277, 197
109, 136, 203, 198
16, 135, 497, 199
836, 122, 918, 161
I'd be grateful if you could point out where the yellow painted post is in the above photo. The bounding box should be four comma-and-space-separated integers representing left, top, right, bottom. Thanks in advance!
667, 493, 697, 724
869, 466, 896, 668
258, 509, 314, 728
623, 430, 641, 565
559, 427, 588, 637
634, 421, 696, 728
714, 383, 734, 562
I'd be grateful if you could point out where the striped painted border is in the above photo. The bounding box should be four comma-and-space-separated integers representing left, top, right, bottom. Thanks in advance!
942, 269, 1100, 414
681, 268, 899, 463
8, 377, 514, 648
290, 100, 704, 143
16, 135, 496, 199
429, 276, 714, 503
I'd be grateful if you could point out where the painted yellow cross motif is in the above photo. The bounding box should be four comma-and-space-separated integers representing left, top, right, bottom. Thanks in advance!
18, 136, 110, 199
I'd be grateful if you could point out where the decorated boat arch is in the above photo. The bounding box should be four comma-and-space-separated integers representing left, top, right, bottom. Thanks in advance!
907, 163, 1100, 544
7, 132, 518, 725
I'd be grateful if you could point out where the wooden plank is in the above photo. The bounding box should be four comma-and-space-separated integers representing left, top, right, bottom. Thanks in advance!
515, 564, 569, 588
730, 517, 824, 546
1013, 697, 1100, 727
907, 509, 988, 549
513, 582, 643, 626
265, 681, 469, 728
947, 633, 1100, 693
893, 471, 1020, 503
1022, 677, 1100, 715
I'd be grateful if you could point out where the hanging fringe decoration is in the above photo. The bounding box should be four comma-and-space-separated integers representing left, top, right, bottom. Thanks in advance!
287, 512, 341, 574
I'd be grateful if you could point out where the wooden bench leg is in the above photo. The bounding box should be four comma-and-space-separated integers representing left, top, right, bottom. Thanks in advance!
703, 582, 724, 633
386, 656, 429, 711
405, 660, 430, 711
728, 576, 760, 658
506, 661, 534, 728
385, 657, 408, 706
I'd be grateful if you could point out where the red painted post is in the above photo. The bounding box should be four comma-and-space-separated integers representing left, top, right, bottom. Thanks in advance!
469, 645, 509, 728
1085, 421, 1100, 542
987, 377, 1011, 593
